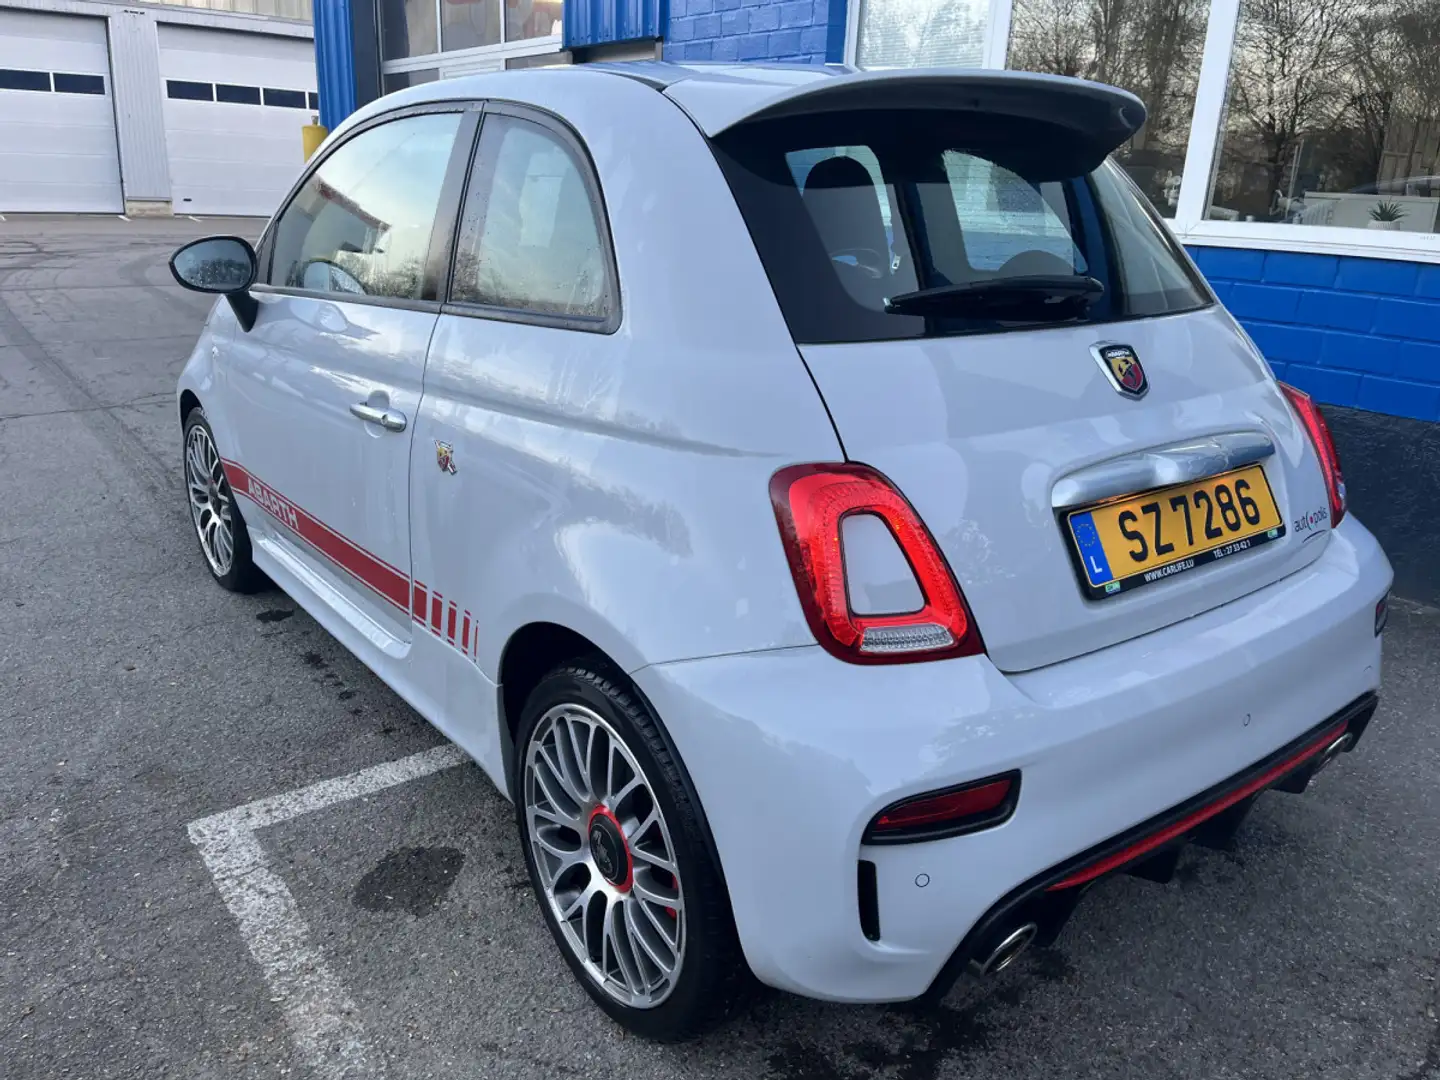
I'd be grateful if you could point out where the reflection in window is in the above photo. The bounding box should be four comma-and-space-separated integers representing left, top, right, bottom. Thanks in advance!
1008, 0, 1210, 215
442, 0, 501, 52
270, 113, 461, 300
506, 0, 563, 41
380, 0, 439, 60
1207, 0, 1440, 233
854, 0, 988, 68
452, 115, 611, 319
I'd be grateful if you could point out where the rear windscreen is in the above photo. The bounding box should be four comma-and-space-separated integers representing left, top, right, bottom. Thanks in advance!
711, 110, 1211, 345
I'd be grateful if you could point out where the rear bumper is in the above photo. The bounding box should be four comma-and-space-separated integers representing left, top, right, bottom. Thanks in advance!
921, 690, 1377, 998
634, 519, 1391, 1003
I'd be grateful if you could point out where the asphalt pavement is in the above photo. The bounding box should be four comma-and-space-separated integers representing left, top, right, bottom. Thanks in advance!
2, 216, 1438, 1080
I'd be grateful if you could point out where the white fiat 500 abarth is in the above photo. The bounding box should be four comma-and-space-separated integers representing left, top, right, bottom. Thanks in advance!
170, 63, 1392, 1040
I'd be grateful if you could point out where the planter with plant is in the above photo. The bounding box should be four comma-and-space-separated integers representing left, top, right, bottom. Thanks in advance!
1367, 200, 1408, 230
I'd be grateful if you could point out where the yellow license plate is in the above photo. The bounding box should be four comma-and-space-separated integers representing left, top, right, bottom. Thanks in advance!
1066, 464, 1285, 599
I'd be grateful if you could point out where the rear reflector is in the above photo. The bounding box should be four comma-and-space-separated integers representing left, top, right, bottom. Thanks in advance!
864, 772, 1019, 844
1375, 593, 1389, 635
1280, 383, 1346, 527
857, 860, 880, 940
770, 463, 983, 664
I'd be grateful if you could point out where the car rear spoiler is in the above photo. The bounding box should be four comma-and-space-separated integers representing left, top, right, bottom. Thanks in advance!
665, 67, 1146, 174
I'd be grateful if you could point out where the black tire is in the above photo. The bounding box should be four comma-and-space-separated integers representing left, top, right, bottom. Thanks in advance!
514, 661, 745, 1040
182, 407, 266, 594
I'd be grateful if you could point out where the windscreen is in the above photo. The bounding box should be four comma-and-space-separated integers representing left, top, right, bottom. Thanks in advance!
712, 110, 1211, 345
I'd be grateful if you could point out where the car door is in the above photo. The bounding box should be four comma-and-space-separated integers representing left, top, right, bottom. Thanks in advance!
221, 105, 476, 650
408, 104, 622, 770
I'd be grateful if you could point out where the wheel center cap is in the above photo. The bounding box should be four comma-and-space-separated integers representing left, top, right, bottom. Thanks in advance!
587, 808, 631, 890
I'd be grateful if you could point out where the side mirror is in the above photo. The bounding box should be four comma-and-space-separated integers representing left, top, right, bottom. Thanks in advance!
169, 236, 260, 332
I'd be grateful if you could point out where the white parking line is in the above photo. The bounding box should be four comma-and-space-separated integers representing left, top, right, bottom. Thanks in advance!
187, 744, 470, 1080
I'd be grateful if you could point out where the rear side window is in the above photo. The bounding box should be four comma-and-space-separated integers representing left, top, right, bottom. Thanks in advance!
449, 113, 614, 325
269, 112, 461, 300
713, 110, 1209, 345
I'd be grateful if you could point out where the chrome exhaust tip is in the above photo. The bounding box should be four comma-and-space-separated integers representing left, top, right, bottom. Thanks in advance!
969, 922, 1038, 978
1313, 732, 1355, 776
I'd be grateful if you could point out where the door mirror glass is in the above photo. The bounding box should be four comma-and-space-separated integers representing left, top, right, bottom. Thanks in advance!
170, 236, 257, 294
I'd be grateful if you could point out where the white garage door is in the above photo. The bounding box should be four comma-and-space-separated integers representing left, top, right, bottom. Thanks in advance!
0, 10, 123, 214
159, 26, 317, 217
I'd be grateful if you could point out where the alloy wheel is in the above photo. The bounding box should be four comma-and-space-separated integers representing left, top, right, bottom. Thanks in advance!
185, 423, 235, 577
523, 703, 685, 1008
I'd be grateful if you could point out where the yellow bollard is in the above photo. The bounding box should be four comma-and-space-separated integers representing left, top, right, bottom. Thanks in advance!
302, 116, 328, 161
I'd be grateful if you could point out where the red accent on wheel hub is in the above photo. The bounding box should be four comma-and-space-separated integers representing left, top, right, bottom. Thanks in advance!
587, 805, 633, 893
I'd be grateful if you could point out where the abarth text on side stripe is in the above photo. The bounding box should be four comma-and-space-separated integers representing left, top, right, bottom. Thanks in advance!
170, 63, 1393, 1040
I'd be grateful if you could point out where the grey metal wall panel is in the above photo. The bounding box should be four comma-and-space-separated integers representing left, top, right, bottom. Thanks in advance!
1, 0, 315, 205
107, 9, 171, 200
0, 0, 312, 35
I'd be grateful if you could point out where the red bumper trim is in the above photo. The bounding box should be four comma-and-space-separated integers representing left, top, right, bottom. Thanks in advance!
1046, 721, 1348, 891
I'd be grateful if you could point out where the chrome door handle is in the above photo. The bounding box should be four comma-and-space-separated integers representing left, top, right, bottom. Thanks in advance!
349, 401, 407, 432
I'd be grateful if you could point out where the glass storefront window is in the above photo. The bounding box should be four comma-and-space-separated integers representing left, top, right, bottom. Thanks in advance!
506, 0, 563, 41
382, 68, 438, 93
442, 0, 501, 51
1207, 0, 1440, 233
853, 0, 988, 68
381, 0, 438, 59
1007, 0, 1211, 216
505, 51, 568, 69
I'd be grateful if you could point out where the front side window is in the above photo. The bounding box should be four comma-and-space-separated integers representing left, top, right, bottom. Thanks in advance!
714, 110, 1209, 345
450, 114, 613, 323
269, 113, 461, 301
1206, 0, 1440, 234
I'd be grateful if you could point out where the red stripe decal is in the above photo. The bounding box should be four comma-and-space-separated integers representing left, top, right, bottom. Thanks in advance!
1047, 722, 1349, 891
223, 459, 408, 612
221, 461, 480, 667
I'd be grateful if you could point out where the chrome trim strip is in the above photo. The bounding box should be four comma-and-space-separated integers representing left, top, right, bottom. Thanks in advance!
1051, 431, 1276, 510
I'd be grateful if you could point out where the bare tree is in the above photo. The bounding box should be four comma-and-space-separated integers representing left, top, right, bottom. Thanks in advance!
1225, 0, 1363, 209
1008, 0, 1206, 206
1008, 0, 1092, 76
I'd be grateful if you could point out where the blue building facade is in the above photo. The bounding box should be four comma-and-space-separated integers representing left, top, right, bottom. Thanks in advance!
663, 0, 846, 64
1188, 248, 1440, 423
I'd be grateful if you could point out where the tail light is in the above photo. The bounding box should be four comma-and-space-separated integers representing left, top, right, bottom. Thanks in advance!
770, 463, 983, 663
1280, 383, 1346, 526
864, 771, 1020, 844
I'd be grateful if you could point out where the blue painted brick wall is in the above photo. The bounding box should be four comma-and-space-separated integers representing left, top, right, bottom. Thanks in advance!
1188, 246, 1440, 422
664, 0, 844, 63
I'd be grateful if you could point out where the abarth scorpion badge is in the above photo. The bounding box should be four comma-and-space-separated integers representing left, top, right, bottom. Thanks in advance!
435, 441, 457, 475
1091, 343, 1148, 399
